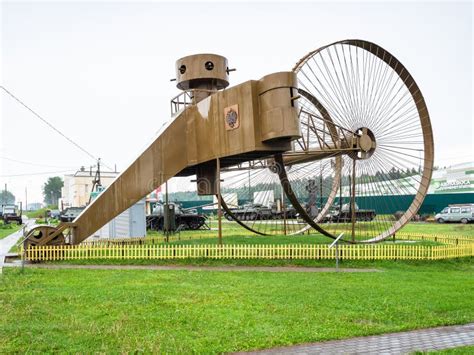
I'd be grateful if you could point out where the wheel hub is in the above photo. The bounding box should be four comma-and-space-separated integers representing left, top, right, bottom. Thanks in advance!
356, 127, 376, 159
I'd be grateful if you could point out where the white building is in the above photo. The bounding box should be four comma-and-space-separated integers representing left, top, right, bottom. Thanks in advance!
91, 198, 146, 239
60, 167, 120, 208
61, 167, 146, 239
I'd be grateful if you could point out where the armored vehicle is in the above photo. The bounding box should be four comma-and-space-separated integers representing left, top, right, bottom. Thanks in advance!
1, 204, 23, 224
323, 203, 376, 222
224, 203, 272, 221
147, 202, 207, 231
59, 207, 85, 222
224, 203, 298, 221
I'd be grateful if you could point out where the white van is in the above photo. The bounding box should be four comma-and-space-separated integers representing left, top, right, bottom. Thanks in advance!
435, 204, 474, 224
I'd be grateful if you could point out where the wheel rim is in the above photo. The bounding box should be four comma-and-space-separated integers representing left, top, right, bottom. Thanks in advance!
24, 225, 65, 248
279, 89, 342, 235
292, 39, 434, 242
220, 164, 307, 235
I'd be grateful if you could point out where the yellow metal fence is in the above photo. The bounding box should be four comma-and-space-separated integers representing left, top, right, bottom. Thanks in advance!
396, 232, 473, 245
24, 242, 474, 262
81, 233, 211, 246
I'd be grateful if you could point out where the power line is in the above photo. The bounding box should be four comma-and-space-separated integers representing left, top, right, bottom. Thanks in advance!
0, 169, 77, 178
1, 85, 100, 162
1, 155, 79, 169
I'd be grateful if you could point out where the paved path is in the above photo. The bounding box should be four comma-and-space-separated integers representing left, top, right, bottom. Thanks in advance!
4, 263, 379, 273
0, 218, 32, 272
239, 323, 474, 354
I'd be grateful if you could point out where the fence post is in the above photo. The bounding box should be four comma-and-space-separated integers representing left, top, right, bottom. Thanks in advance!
329, 233, 344, 270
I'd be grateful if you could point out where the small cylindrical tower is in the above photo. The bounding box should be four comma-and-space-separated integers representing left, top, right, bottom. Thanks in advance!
175, 54, 230, 103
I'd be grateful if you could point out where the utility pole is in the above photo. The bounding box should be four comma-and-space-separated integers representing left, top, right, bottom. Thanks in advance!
25, 186, 28, 213
96, 158, 101, 190
89, 158, 103, 203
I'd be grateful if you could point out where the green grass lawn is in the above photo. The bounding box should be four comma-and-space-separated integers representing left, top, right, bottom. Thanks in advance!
25, 205, 58, 219
420, 346, 474, 354
35, 217, 60, 226
146, 234, 444, 246
0, 223, 21, 240
401, 223, 474, 237
144, 222, 474, 246
46, 256, 472, 269
1, 259, 473, 353
8, 240, 21, 253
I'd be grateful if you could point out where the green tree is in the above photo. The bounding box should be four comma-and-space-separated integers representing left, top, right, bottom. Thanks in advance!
43, 176, 64, 205
0, 189, 15, 205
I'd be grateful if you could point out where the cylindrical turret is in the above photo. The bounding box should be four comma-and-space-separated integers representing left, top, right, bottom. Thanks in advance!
257, 71, 301, 143
175, 54, 230, 103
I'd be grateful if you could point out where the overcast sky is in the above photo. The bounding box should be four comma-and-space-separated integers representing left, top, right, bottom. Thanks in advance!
1, 0, 472, 204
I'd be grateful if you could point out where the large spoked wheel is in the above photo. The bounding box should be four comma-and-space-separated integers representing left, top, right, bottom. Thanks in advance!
290, 39, 434, 242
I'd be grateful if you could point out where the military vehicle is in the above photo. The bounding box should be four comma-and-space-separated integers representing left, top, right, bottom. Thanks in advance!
59, 207, 85, 222
224, 203, 272, 221
147, 202, 207, 231
224, 203, 298, 221
1, 204, 23, 224
50, 209, 61, 219
322, 203, 376, 222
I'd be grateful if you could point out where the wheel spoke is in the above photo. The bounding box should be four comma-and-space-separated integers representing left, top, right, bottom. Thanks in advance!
291, 39, 434, 242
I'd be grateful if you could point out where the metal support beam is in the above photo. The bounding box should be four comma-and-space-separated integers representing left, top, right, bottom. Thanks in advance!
351, 159, 356, 242
216, 157, 222, 246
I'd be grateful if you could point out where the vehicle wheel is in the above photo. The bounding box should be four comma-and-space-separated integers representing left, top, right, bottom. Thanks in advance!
280, 40, 434, 243
437, 218, 445, 224
461, 218, 468, 224
157, 219, 164, 231
188, 220, 202, 230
